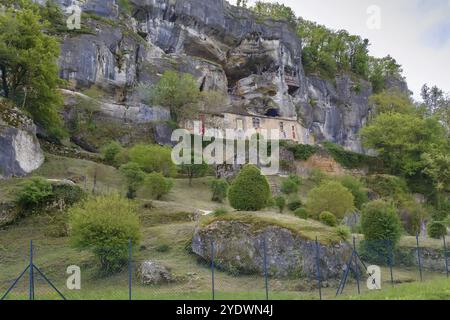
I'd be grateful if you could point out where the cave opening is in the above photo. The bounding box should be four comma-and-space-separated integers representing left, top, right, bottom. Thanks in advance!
265, 108, 280, 117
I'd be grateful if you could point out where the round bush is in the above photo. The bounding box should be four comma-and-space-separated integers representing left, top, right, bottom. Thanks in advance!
294, 208, 308, 220
427, 221, 447, 239
306, 181, 354, 219
338, 175, 368, 210
228, 165, 271, 211
68, 194, 141, 273
361, 200, 402, 245
319, 211, 337, 227
142, 172, 173, 200
101, 141, 123, 166
280, 179, 299, 195
17, 177, 53, 210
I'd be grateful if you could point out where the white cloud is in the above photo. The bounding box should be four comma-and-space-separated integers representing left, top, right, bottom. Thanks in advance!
228, 0, 450, 100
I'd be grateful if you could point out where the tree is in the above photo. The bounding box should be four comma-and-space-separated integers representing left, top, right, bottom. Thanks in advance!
319, 211, 337, 227
306, 181, 354, 219
251, 1, 297, 27
361, 112, 447, 177
369, 90, 414, 116
128, 144, 177, 177
427, 221, 447, 239
338, 175, 368, 210
68, 194, 141, 273
142, 172, 173, 200
274, 196, 286, 213
228, 165, 271, 211
361, 200, 402, 245
119, 162, 146, 199
0, 5, 64, 137
150, 70, 200, 122
180, 151, 209, 186
422, 151, 450, 208
421, 84, 449, 133
210, 179, 229, 203
280, 176, 299, 195
102, 141, 123, 166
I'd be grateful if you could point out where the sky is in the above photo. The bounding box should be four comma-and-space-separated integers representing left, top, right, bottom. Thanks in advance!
228, 0, 450, 101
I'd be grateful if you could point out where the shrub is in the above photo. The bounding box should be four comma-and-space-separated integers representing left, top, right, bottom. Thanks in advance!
427, 221, 447, 239
365, 174, 410, 204
142, 172, 173, 200
210, 179, 229, 203
335, 225, 351, 241
68, 195, 141, 273
338, 175, 368, 210
399, 201, 427, 236
308, 168, 328, 185
282, 142, 318, 161
128, 144, 177, 177
155, 244, 170, 253
17, 177, 53, 210
323, 141, 371, 169
306, 181, 354, 219
319, 211, 337, 227
274, 196, 286, 213
287, 200, 303, 211
294, 208, 308, 220
119, 162, 146, 199
361, 200, 402, 245
52, 184, 86, 207
280, 178, 299, 195
101, 141, 123, 166
228, 165, 271, 211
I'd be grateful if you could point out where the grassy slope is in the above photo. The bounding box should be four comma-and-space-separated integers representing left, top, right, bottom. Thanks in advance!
0, 155, 448, 300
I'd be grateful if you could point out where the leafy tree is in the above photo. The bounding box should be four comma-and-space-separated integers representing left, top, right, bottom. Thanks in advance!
294, 208, 308, 220
421, 84, 449, 134
361, 112, 447, 177
422, 151, 450, 208
68, 195, 141, 273
251, 1, 297, 27
361, 200, 402, 245
280, 176, 299, 195
368, 56, 404, 93
306, 181, 354, 219
338, 175, 368, 210
0, 4, 64, 137
287, 199, 303, 211
142, 172, 173, 200
16, 177, 53, 210
150, 70, 200, 122
369, 90, 414, 116
102, 141, 123, 166
210, 179, 229, 203
427, 221, 447, 239
228, 165, 271, 211
119, 162, 146, 199
128, 144, 177, 177
274, 196, 286, 213
180, 151, 209, 186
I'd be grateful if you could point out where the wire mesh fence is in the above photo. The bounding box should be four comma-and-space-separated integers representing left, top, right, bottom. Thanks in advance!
1, 235, 448, 300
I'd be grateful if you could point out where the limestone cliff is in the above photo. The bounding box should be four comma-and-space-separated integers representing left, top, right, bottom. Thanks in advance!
50, 0, 407, 152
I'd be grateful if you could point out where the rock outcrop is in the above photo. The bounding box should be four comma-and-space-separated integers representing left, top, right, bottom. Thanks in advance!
49, 0, 408, 152
192, 220, 352, 279
0, 104, 45, 179
136, 260, 173, 285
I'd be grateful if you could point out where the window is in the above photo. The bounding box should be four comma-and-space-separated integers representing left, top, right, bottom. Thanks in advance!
252, 117, 261, 129
236, 119, 243, 130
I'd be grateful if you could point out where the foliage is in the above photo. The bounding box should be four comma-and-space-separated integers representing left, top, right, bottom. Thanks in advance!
16, 177, 53, 210
228, 165, 271, 211
368, 56, 404, 93
128, 144, 177, 177
280, 177, 299, 195
274, 196, 286, 213
179, 151, 209, 186
0, 3, 65, 138
119, 162, 146, 199
102, 141, 123, 166
294, 208, 308, 220
323, 141, 375, 169
117, 0, 132, 15
68, 194, 141, 273
142, 172, 173, 200
251, 1, 297, 27
308, 168, 328, 185
287, 199, 303, 212
364, 174, 409, 204
319, 211, 338, 227
213, 208, 229, 216
150, 70, 200, 122
282, 142, 318, 161
369, 90, 414, 115
399, 201, 427, 236
52, 184, 85, 207
335, 225, 351, 241
427, 221, 447, 239
210, 179, 229, 203
420, 84, 450, 133
360, 200, 402, 245
337, 175, 368, 210
361, 112, 447, 178
306, 181, 354, 219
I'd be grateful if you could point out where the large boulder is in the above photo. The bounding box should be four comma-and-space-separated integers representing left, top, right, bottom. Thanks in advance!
0, 105, 44, 179
136, 261, 173, 285
192, 219, 352, 279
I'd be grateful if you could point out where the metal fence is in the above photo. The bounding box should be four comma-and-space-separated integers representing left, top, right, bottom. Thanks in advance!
1, 235, 448, 300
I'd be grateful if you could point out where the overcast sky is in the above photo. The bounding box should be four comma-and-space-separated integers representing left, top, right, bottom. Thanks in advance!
228, 0, 450, 101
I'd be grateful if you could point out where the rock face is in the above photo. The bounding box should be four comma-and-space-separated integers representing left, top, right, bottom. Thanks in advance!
50, 0, 407, 152
0, 202, 19, 227
192, 220, 352, 279
136, 260, 173, 285
0, 106, 45, 179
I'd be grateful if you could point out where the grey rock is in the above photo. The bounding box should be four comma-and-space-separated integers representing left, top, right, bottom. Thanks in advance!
136, 260, 173, 285
154, 122, 174, 146
192, 220, 353, 279
0, 202, 19, 227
